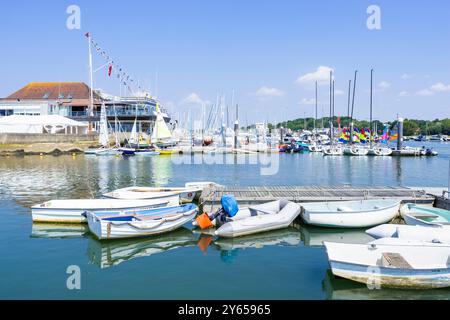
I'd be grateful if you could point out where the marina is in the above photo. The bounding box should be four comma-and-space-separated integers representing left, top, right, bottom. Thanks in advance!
1, 0, 450, 304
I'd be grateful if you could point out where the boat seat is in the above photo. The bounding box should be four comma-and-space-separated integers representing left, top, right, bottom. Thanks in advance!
249, 208, 277, 216
381, 252, 413, 269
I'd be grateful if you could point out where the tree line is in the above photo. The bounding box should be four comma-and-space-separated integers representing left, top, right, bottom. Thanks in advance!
263, 117, 450, 136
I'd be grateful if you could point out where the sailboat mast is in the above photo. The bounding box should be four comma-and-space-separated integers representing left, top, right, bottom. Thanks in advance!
329, 70, 333, 144
314, 81, 318, 133
370, 69, 374, 149
350, 70, 358, 144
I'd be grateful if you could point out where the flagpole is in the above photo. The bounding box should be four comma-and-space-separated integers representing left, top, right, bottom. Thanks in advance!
87, 32, 95, 125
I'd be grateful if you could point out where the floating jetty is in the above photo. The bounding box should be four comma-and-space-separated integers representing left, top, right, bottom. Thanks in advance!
200, 185, 437, 211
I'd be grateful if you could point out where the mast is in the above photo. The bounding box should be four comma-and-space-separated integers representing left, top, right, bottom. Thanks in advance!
370, 69, 374, 149
350, 70, 358, 144
87, 32, 95, 130
314, 81, 318, 133
329, 70, 333, 144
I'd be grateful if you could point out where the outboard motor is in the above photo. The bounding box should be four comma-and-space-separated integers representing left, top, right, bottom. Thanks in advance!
195, 195, 239, 229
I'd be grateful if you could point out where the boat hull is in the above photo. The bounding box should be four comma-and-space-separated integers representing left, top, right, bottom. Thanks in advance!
325, 241, 450, 289
103, 187, 200, 203
301, 200, 401, 228
86, 205, 198, 240
31, 197, 179, 223
214, 201, 301, 238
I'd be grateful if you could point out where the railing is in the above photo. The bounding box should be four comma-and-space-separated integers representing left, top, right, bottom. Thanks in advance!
69, 110, 158, 118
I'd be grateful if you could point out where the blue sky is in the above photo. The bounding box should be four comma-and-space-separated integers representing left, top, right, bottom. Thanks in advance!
1, 0, 449, 123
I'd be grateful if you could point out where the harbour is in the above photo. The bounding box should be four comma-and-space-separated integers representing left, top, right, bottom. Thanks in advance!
2, 0, 450, 304
1, 144, 450, 299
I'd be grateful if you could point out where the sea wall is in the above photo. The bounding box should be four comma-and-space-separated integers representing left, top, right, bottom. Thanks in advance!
0, 133, 98, 144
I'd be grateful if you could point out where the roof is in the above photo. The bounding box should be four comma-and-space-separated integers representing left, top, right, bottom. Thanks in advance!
0, 115, 88, 127
6, 82, 102, 100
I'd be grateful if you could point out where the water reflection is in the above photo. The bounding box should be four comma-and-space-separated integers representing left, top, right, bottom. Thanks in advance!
31, 223, 89, 239
211, 227, 302, 264
300, 225, 373, 247
87, 227, 197, 269
322, 269, 450, 300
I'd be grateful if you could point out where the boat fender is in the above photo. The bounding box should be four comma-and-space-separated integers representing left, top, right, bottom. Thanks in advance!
221, 195, 239, 217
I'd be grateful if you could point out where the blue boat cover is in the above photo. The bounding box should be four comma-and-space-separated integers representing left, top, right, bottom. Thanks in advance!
221, 195, 239, 217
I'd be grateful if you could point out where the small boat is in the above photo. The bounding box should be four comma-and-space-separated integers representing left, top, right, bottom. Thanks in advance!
343, 146, 369, 156
31, 197, 180, 223
301, 199, 401, 228
322, 146, 343, 156
103, 186, 201, 203
366, 224, 450, 243
156, 148, 180, 155
119, 147, 136, 156
401, 203, 450, 227
86, 203, 198, 240
324, 240, 450, 289
214, 200, 301, 238
367, 147, 392, 156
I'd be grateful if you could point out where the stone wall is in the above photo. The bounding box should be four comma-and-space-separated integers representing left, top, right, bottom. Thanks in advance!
0, 133, 98, 144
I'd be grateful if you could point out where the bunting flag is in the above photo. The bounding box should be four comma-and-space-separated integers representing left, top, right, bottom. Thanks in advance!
84, 32, 147, 95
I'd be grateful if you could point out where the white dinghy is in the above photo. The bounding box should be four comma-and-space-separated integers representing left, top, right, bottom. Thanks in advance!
366, 224, 450, 243
214, 200, 301, 238
31, 196, 180, 223
401, 203, 450, 227
86, 203, 198, 240
103, 186, 202, 203
324, 240, 450, 289
301, 199, 401, 228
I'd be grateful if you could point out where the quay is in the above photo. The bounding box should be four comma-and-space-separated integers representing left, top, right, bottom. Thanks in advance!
200, 185, 439, 211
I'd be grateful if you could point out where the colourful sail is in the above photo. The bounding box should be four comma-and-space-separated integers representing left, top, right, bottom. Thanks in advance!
381, 125, 389, 144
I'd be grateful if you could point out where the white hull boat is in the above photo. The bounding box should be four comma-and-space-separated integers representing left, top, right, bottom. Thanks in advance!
324, 240, 450, 289
214, 200, 301, 238
31, 197, 179, 223
343, 146, 369, 156
103, 186, 201, 203
367, 224, 450, 243
401, 203, 450, 227
322, 146, 343, 156
367, 147, 392, 156
86, 204, 198, 240
301, 199, 401, 228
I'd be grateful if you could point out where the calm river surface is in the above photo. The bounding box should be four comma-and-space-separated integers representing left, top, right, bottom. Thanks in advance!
1, 142, 449, 299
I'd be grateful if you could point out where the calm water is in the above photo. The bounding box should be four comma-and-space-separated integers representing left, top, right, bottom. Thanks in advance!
1, 142, 449, 300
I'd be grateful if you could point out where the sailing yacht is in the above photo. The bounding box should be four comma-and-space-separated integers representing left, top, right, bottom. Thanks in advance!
152, 103, 179, 153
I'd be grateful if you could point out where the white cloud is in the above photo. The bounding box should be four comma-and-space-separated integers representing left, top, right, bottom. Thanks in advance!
377, 81, 391, 91
180, 92, 206, 105
255, 86, 285, 98
334, 89, 345, 96
430, 82, 450, 92
416, 89, 434, 96
416, 82, 450, 96
398, 91, 409, 97
401, 73, 413, 80
296, 66, 334, 87
299, 98, 316, 105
